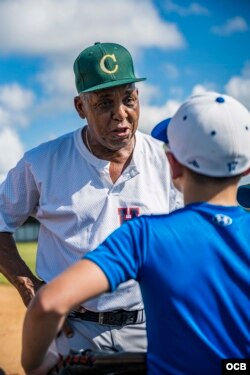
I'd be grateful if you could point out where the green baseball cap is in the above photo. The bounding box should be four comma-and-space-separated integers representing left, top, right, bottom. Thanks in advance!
73, 42, 146, 93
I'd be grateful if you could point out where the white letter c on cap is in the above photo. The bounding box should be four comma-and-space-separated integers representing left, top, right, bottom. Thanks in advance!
100, 54, 118, 74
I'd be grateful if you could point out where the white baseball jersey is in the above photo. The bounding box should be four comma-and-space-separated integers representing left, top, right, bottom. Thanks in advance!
0, 127, 182, 311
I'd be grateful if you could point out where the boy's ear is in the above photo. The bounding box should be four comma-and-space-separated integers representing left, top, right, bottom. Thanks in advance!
166, 152, 183, 179
74, 96, 86, 119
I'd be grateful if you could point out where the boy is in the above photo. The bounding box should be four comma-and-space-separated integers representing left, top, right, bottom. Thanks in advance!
22, 92, 250, 374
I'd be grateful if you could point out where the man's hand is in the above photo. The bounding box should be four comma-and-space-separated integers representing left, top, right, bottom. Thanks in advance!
0, 232, 44, 307
14, 276, 45, 307
60, 318, 74, 338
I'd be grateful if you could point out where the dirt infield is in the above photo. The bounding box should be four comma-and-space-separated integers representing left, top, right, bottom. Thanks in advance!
0, 285, 25, 375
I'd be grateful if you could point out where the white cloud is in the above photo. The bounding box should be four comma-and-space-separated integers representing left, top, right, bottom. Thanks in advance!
0, 0, 186, 120
0, 127, 24, 182
139, 99, 181, 134
225, 62, 250, 110
241, 62, 250, 77
0, 85, 28, 181
165, 1, 210, 16
137, 82, 161, 105
0, 83, 35, 128
34, 59, 76, 114
225, 77, 250, 108
0, 0, 185, 57
0, 107, 10, 127
36, 62, 75, 96
0, 83, 35, 111
211, 16, 248, 36
191, 84, 211, 96
137, 80, 181, 134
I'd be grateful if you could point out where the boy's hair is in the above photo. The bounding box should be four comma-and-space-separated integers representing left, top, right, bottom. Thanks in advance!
184, 168, 242, 186
151, 92, 250, 178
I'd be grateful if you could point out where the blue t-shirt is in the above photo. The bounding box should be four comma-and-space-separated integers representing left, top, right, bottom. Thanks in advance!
85, 202, 250, 375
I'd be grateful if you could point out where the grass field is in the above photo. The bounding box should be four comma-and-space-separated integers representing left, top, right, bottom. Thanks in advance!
0, 242, 37, 284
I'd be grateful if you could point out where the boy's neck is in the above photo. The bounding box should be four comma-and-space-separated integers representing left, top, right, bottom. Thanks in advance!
183, 180, 239, 207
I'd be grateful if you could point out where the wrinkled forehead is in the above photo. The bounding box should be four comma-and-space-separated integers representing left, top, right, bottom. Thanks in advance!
84, 83, 137, 98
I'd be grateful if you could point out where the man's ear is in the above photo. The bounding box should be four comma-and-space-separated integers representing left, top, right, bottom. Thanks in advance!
166, 152, 183, 180
74, 96, 86, 119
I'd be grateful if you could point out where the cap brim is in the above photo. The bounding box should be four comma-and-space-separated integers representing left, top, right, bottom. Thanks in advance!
151, 118, 171, 143
79, 77, 146, 93
237, 184, 250, 208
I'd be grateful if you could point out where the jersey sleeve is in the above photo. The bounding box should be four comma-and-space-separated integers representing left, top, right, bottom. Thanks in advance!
0, 156, 40, 232
84, 217, 147, 291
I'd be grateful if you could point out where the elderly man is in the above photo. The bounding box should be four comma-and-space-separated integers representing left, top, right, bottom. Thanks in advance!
0, 42, 181, 355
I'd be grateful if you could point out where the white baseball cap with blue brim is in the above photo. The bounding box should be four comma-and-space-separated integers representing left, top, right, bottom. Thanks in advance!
151, 91, 250, 177
151, 118, 171, 144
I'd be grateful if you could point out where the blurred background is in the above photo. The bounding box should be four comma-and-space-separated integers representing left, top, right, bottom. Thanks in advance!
0, 0, 249, 185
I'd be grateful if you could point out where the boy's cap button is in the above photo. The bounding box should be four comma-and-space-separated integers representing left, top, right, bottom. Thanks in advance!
215, 97, 225, 103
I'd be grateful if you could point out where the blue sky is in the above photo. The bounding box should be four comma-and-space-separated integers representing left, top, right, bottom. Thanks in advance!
0, 0, 250, 184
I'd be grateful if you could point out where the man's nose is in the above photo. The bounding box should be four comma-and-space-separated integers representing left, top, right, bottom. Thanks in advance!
112, 103, 128, 120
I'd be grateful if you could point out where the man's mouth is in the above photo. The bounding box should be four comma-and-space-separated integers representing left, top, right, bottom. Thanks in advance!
111, 127, 130, 138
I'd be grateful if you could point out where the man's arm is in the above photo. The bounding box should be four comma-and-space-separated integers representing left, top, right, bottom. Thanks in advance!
22, 259, 109, 374
22, 217, 144, 374
0, 232, 43, 307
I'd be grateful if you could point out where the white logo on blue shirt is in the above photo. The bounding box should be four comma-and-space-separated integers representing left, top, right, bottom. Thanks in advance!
212, 214, 233, 226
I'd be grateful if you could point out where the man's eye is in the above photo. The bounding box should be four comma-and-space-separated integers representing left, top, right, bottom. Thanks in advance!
125, 97, 136, 106
98, 100, 112, 109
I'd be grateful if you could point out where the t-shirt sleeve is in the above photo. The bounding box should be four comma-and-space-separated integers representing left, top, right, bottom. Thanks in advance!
0, 157, 40, 232
84, 217, 147, 292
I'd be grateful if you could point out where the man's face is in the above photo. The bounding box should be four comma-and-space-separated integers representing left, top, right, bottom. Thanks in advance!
75, 84, 140, 151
